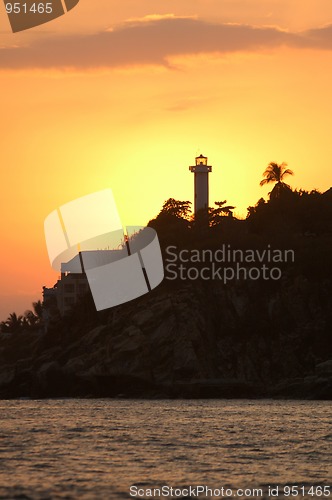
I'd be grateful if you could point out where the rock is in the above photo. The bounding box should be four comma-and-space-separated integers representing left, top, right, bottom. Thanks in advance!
0, 366, 15, 388
316, 360, 332, 376
63, 356, 86, 374
0, 275, 331, 399
81, 325, 107, 345
132, 310, 154, 327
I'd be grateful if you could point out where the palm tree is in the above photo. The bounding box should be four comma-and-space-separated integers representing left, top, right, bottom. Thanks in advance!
23, 300, 44, 329
32, 300, 43, 319
260, 162, 294, 199
1, 312, 23, 333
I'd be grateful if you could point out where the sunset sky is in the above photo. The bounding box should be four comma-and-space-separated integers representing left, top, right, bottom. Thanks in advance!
1, 0, 332, 319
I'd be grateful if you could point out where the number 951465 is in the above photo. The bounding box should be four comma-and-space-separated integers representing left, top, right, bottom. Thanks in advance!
5, 3, 53, 14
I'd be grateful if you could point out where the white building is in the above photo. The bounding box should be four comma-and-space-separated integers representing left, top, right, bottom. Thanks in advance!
44, 249, 121, 316
189, 154, 212, 215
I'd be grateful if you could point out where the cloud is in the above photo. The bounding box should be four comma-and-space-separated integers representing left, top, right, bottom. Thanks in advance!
120, 13, 195, 26
0, 16, 331, 70
302, 24, 332, 49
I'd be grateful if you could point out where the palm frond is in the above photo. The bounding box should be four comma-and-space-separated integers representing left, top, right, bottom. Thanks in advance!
260, 178, 271, 186
282, 168, 294, 177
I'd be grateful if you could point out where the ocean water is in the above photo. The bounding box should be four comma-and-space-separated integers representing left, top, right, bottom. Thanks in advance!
0, 399, 330, 499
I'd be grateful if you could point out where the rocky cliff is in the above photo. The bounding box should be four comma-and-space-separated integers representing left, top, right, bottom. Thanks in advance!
0, 275, 331, 399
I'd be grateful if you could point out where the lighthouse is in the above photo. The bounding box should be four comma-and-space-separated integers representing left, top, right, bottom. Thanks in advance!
189, 154, 212, 215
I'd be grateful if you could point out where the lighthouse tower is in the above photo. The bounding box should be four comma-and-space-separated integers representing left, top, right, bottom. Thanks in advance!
189, 154, 212, 215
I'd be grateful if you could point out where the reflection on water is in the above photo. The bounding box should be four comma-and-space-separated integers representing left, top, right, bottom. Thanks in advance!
0, 399, 330, 499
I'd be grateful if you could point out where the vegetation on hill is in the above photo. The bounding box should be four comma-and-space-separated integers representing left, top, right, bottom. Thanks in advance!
3, 160, 332, 331
0, 161, 331, 399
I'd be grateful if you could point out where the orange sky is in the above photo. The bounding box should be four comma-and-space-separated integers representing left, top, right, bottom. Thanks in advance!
1, 0, 332, 319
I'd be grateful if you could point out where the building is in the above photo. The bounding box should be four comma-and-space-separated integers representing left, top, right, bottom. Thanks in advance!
189, 154, 212, 215
43, 249, 121, 317
55, 272, 89, 316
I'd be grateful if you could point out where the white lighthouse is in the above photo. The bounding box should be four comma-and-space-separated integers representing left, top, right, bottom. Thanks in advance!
189, 154, 212, 215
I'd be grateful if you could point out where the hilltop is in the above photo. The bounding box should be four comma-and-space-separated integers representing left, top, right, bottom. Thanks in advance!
0, 184, 332, 399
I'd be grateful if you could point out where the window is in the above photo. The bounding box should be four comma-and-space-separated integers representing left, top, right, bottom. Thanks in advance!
64, 296, 75, 305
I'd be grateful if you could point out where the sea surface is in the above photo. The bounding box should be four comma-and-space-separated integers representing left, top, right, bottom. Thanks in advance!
0, 399, 330, 499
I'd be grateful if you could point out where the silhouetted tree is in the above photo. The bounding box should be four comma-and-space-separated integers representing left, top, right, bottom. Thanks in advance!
159, 198, 192, 219
32, 300, 43, 319
209, 200, 235, 226
0, 312, 23, 333
148, 198, 192, 245
247, 197, 266, 218
23, 300, 43, 329
23, 310, 38, 328
260, 162, 294, 199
